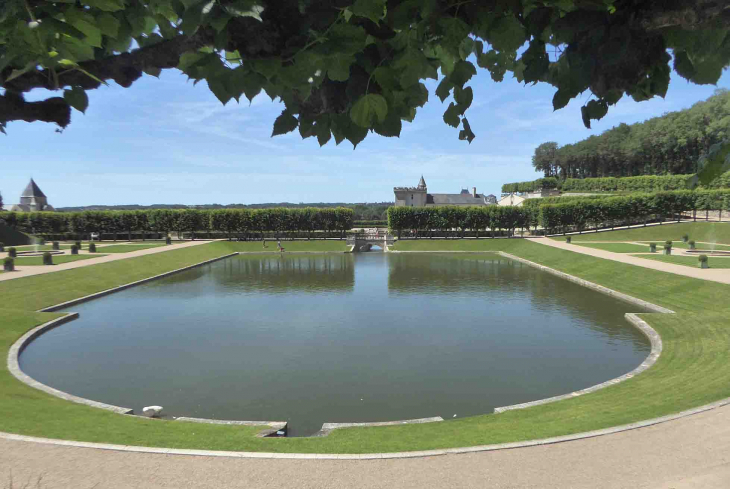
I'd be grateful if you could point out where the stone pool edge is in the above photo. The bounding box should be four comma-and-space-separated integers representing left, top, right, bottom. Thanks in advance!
8, 249, 716, 460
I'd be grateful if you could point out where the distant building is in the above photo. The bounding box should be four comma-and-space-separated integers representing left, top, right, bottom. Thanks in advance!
497, 194, 526, 207
6, 179, 55, 212
394, 176, 496, 207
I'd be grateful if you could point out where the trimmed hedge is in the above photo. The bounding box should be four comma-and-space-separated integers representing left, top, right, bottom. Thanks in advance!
561, 174, 695, 193
387, 205, 535, 238
501, 177, 559, 194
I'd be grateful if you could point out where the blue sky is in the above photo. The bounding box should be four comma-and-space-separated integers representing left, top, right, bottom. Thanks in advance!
3, 63, 728, 207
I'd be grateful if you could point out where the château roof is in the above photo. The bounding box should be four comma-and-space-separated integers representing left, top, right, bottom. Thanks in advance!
21, 178, 46, 198
427, 193, 490, 205
418, 175, 427, 189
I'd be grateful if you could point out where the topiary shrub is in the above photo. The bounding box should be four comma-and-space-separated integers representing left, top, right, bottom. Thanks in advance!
42, 252, 53, 265
682, 234, 689, 243
566, 236, 571, 243
52, 241, 60, 250
3, 257, 14, 271
89, 243, 97, 253
699, 254, 709, 268
75, 241, 81, 249
688, 240, 696, 250
39, 239, 46, 245
664, 241, 672, 255
165, 236, 172, 245
70, 245, 79, 255
649, 243, 657, 253
8, 247, 16, 258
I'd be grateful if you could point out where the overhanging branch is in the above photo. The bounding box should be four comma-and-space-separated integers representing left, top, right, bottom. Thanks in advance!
0, 93, 71, 128
2, 30, 213, 94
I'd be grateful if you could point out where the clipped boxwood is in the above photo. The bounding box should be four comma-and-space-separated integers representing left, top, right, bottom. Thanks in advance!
165, 236, 172, 245
3, 257, 13, 272
75, 241, 81, 249
566, 236, 572, 243
664, 240, 672, 255
52, 241, 60, 250
682, 234, 689, 243
89, 243, 97, 253
649, 243, 657, 253
70, 245, 79, 255
699, 254, 709, 269
688, 240, 696, 250
42, 252, 53, 265
7, 247, 16, 258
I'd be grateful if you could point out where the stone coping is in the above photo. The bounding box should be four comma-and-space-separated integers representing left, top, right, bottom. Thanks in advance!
315, 417, 443, 437
174, 418, 287, 438
6, 248, 713, 460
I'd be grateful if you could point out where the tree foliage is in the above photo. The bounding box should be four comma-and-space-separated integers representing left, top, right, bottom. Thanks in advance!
2, 0, 729, 143
532, 89, 730, 178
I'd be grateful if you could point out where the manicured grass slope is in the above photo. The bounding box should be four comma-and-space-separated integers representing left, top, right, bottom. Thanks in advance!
12, 254, 104, 266
391, 239, 515, 252
94, 244, 166, 253
550, 222, 730, 243
1, 239, 729, 453
633, 254, 730, 269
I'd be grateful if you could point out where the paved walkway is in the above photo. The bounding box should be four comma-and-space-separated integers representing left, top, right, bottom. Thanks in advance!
2, 402, 730, 488
0, 241, 213, 282
530, 238, 730, 284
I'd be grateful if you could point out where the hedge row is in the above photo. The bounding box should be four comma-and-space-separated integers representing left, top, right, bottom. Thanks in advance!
0, 207, 354, 240
539, 189, 730, 234
387, 205, 536, 238
501, 177, 559, 194
560, 174, 695, 192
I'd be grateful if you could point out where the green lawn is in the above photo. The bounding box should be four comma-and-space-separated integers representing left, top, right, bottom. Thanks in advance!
632, 254, 730, 269
573, 242, 653, 253
14, 244, 81, 251
550, 222, 730, 244
641, 241, 730, 251
227, 239, 349, 252
12, 254, 105, 266
1, 239, 730, 453
94, 244, 167, 253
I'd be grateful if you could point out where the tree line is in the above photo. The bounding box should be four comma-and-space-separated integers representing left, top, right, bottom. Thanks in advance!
0, 208, 354, 240
531, 89, 730, 179
500, 178, 560, 194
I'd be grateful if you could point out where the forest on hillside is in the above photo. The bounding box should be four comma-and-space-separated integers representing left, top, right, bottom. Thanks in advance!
532, 89, 730, 179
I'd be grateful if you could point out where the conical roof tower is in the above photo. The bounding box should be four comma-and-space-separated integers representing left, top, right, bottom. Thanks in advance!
21, 178, 46, 198
417, 175, 427, 190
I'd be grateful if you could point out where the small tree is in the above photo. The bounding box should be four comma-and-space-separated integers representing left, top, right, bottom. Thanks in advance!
42, 252, 53, 265
7, 247, 16, 258
3, 257, 13, 272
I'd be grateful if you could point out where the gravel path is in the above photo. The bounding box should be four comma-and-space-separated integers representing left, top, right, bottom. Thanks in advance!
2, 403, 730, 488
0, 241, 213, 282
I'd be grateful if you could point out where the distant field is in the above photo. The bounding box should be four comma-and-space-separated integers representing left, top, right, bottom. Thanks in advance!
632, 254, 730, 269
573, 243, 652, 253
12, 255, 104, 266
550, 223, 730, 244
94, 244, 167, 253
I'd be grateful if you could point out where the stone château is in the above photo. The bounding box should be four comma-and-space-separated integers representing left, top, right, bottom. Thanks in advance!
394, 176, 497, 207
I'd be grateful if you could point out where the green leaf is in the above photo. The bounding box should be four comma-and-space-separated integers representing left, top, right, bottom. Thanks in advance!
372, 67, 398, 91
177, 52, 207, 72
350, 94, 388, 128
443, 102, 460, 128
327, 53, 355, 82
489, 16, 526, 52
96, 13, 120, 39
314, 116, 331, 146
208, 77, 233, 104
435, 78, 453, 102
144, 66, 162, 77
64, 86, 89, 113
459, 117, 475, 143
81, 0, 125, 12
272, 110, 298, 136
453, 86, 472, 114
351, 0, 386, 25
374, 111, 402, 138
65, 10, 103, 48
448, 60, 476, 87
580, 99, 608, 129
552, 89, 571, 110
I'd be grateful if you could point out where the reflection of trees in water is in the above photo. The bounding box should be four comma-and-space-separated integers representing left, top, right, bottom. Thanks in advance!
214, 255, 355, 294
387, 254, 650, 350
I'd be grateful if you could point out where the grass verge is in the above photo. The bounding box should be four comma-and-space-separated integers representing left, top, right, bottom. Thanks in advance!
632, 254, 730, 269
1, 239, 729, 453
94, 244, 167, 253
549, 222, 730, 243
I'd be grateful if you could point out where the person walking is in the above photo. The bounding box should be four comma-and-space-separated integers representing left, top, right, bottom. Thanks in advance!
262, 238, 267, 248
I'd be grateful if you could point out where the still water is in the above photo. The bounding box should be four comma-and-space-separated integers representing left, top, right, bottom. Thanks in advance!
21, 253, 651, 436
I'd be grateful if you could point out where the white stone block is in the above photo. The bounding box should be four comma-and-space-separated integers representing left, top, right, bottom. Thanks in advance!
142, 406, 163, 418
